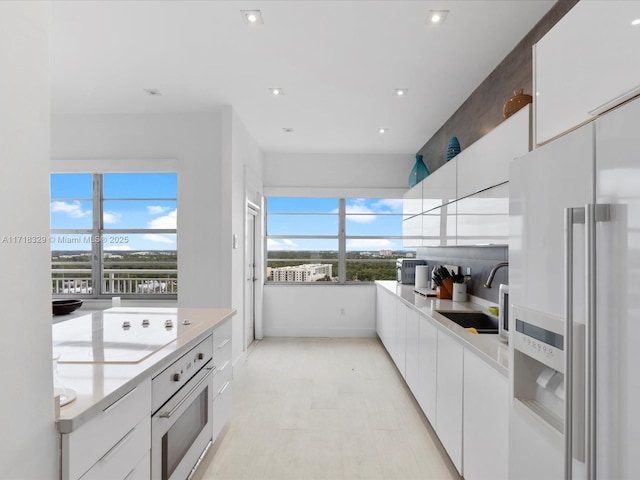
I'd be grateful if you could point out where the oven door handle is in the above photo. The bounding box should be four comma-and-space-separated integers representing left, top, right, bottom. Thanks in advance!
158, 366, 214, 419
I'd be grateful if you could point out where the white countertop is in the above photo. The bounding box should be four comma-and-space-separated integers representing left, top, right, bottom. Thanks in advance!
377, 281, 509, 375
54, 307, 235, 433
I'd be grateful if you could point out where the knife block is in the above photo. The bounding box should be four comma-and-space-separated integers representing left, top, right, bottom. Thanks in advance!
436, 278, 453, 299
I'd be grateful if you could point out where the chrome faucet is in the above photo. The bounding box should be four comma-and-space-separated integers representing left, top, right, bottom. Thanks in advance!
484, 262, 508, 288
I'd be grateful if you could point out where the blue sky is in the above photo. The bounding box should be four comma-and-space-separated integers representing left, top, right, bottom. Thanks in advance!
50, 173, 177, 251
267, 197, 410, 252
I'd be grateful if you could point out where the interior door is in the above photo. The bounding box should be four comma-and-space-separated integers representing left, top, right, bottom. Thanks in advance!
245, 202, 259, 349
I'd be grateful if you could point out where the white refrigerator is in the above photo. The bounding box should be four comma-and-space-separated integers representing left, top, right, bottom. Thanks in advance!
508, 96, 640, 480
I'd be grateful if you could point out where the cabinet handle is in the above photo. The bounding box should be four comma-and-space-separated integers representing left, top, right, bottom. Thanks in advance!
103, 386, 137, 414
123, 468, 136, 480
217, 338, 230, 349
219, 360, 230, 372
218, 381, 230, 396
99, 426, 136, 464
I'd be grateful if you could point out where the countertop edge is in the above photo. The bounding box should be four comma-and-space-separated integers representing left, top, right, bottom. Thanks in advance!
56, 308, 236, 434
376, 281, 509, 376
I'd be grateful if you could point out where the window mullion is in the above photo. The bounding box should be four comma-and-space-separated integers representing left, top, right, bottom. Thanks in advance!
338, 198, 346, 283
91, 174, 103, 298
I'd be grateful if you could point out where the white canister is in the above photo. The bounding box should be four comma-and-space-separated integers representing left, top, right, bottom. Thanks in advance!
415, 265, 430, 288
452, 283, 467, 302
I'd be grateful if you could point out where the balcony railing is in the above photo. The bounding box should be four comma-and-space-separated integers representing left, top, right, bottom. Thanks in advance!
52, 268, 177, 295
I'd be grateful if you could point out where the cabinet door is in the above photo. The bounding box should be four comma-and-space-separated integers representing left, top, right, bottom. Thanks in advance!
404, 308, 420, 395
393, 300, 407, 377
463, 350, 508, 480
376, 286, 392, 351
456, 183, 509, 246
535, 1, 640, 145
435, 331, 463, 474
403, 182, 423, 247
457, 106, 529, 198
417, 317, 437, 423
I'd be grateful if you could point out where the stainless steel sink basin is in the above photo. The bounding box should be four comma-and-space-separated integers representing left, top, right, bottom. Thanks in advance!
437, 311, 499, 334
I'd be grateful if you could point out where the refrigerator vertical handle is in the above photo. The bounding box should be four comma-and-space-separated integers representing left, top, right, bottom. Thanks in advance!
564, 207, 578, 480
585, 203, 610, 480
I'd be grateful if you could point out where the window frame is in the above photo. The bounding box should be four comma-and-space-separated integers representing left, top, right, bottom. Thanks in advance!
51, 173, 177, 299
266, 197, 409, 284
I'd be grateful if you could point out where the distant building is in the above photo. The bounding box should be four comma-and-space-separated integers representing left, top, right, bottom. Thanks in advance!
271, 263, 333, 282
379, 249, 392, 256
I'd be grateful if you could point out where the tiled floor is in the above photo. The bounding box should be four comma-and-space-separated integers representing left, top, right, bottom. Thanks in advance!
196, 337, 459, 480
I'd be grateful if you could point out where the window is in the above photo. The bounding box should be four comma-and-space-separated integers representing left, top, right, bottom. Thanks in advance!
266, 197, 414, 283
51, 173, 177, 297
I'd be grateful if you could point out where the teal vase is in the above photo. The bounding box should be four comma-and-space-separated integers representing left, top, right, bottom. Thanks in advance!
409, 154, 429, 187
446, 136, 461, 161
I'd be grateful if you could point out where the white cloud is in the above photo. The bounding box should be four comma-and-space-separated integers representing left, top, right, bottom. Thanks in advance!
51, 201, 90, 218
267, 238, 299, 250
103, 211, 121, 224
346, 238, 393, 249
104, 245, 132, 251
373, 199, 403, 213
143, 234, 175, 245
148, 209, 177, 229
148, 205, 170, 215
346, 201, 377, 223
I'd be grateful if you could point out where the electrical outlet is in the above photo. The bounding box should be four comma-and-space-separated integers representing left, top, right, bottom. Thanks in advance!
340, 308, 345, 315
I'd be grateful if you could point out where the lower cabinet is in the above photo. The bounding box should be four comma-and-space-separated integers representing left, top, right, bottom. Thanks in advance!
417, 318, 437, 425
404, 307, 420, 396
463, 350, 509, 480
435, 331, 464, 474
61, 378, 152, 480
393, 300, 407, 377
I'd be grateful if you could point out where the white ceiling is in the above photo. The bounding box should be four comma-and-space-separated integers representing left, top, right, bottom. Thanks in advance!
51, 0, 556, 155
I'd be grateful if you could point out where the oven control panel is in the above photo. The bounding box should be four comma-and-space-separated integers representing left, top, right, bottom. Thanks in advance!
151, 334, 214, 413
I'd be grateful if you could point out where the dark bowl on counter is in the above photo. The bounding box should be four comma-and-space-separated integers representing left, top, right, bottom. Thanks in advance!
52, 299, 83, 315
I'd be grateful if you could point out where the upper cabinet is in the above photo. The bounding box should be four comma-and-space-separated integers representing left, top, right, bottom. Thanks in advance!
457, 106, 530, 198
403, 105, 529, 246
535, 1, 640, 145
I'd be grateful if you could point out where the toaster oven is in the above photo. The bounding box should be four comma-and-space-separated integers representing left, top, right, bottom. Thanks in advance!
396, 258, 427, 284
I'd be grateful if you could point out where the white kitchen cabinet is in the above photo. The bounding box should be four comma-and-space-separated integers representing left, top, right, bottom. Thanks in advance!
393, 299, 407, 377
456, 182, 509, 246
404, 307, 420, 395
402, 182, 423, 247
534, 1, 640, 145
62, 378, 152, 480
435, 331, 464, 474
375, 285, 395, 352
421, 202, 457, 246
417, 316, 438, 423
457, 105, 530, 198
463, 349, 508, 480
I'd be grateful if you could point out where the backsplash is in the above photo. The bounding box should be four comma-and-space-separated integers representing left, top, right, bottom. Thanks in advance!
416, 245, 508, 305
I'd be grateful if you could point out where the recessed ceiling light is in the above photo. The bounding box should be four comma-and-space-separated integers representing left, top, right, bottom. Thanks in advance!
282, 127, 294, 133
632, 18, 640, 26
144, 89, 162, 96
394, 89, 408, 96
378, 128, 388, 134
241, 10, 263, 24
427, 10, 449, 25
269, 88, 284, 96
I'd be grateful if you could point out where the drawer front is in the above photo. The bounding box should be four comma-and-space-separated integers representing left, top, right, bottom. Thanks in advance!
212, 358, 232, 397
80, 416, 150, 480
212, 319, 232, 367
212, 380, 232, 443
124, 451, 150, 480
63, 378, 152, 480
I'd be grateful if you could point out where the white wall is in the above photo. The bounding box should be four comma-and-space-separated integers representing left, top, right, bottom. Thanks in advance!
263, 284, 377, 337
0, 2, 58, 478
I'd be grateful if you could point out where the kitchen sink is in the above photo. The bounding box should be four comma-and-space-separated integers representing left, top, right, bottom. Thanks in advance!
437, 311, 499, 334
